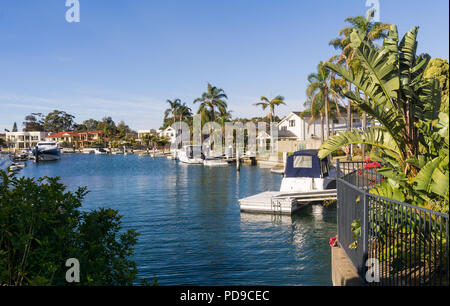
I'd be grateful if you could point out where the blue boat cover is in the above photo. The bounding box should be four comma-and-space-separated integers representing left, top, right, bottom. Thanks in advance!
284, 150, 325, 178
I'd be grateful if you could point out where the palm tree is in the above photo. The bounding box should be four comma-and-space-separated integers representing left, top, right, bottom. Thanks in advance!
321, 25, 443, 182
164, 99, 182, 126
329, 15, 390, 158
193, 83, 228, 123
176, 103, 192, 122
254, 96, 286, 125
306, 63, 344, 141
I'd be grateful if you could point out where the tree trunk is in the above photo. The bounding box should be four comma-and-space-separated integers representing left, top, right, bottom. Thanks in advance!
324, 87, 330, 140
346, 83, 352, 161
320, 114, 324, 143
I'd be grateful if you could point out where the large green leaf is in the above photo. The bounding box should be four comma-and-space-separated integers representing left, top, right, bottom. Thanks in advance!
318, 128, 403, 165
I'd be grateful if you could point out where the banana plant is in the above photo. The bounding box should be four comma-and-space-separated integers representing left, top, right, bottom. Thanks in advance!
318, 24, 448, 211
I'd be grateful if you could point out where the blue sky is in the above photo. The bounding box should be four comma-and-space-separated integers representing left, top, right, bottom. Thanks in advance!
0, 0, 448, 131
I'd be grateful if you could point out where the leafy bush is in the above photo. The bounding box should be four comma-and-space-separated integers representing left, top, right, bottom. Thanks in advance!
0, 171, 140, 286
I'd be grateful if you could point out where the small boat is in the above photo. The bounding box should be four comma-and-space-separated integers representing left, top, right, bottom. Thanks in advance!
61, 147, 76, 153
203, 158, 229, 166
32, 141, 61, 161
239, 150, 337, 214
82, 148, 95, 154
94, 148, 108, 155
178, 145, 205, 164
270, 167, 284, 175
111, 149, 124, 155
9, 162, 26, 171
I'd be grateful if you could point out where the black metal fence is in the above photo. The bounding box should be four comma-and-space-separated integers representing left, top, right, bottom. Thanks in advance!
336, 160, 449, 286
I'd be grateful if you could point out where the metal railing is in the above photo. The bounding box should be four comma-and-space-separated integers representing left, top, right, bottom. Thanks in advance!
336, 160, 449, 286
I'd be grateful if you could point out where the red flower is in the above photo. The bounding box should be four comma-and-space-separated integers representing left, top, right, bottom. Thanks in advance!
329, 236, 337, 247
358, 170, 362, 176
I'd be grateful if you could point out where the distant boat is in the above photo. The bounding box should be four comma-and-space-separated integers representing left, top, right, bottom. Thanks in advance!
94, 148, 108, 155
32, 141, 61, 161
61, 147, 76, 153
178, 145, 204, 164
203, 158, 229, 166
111, 149, 124, 155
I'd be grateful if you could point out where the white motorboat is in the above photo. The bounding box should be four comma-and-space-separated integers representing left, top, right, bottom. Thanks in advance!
61, 147, 76, 153
178, 145, 205, 164
32, 141, 61, 161
9, 162, 26, 171
94, 148, 108, 155
280, 150, 336, 192
239, 150, 337, 214
111, 149, 124, 155
203, 158, 229, 166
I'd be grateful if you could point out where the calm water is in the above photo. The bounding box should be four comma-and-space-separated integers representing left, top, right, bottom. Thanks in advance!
17, 154, 336, 286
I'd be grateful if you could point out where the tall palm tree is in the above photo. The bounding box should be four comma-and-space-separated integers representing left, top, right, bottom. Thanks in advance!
193, 83, 228, 123
254, 96, 286, 124
306, 63, 343, 141
176, 103, 193, 122
329, 15, 390, 157
164, 99, 182, 126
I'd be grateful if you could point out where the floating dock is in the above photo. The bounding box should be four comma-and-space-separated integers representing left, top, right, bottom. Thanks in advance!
239, 189, 337, 215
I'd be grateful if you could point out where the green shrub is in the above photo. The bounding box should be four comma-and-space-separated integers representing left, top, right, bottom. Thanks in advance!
0, 171, 141, 286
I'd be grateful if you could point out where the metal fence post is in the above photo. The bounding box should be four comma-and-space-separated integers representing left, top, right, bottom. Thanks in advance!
362, 191, 369, 283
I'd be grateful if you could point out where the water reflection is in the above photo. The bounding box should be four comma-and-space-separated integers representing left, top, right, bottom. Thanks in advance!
18, 155, 336, 285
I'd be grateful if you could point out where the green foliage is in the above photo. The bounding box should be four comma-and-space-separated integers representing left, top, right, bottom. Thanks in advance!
424, 58, 449, 111
253, 95, 286, 121
194, 83, 228, 123
319, 24, 448, 213
0, 171, 141, 286
43, 110, 75, 133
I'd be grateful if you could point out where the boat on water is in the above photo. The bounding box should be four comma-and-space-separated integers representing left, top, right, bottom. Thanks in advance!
239, 150, 337, 214
61, 147, 76, 153
178, 145, 205, 164
9, 162, 26, 171
32, 141, 61, 161
111, 149, 124, 155
203, 158, 229, 166
94, 148, 108, 155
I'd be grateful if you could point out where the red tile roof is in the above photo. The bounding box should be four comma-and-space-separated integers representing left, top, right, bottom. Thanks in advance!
47, 131, 80, 138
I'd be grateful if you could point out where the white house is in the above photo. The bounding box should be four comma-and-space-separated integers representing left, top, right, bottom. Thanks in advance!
5, 131, 48, 150
157, 126, 177, 143
277, 112, 322, 141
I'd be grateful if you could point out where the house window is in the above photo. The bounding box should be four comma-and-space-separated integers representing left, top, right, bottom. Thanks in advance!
289, 120, 296, 127
281, 126, 287, 131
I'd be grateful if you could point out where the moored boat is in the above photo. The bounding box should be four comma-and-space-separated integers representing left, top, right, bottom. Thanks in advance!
178, 145, 205, 164
239, 150, 337, 214
32, 141, 61, 161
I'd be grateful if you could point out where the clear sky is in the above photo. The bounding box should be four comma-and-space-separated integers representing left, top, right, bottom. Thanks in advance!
0, 0, 448, 131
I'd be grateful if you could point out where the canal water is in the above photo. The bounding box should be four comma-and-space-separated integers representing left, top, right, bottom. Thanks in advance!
17, 154, 336, 285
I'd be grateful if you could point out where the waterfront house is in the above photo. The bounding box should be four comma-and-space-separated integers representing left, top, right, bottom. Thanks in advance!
46, 131, 80, 147
5, 131, 48, 150
157, 126, 176, 143
77, 130, 104, 148
276, 112, 349, 152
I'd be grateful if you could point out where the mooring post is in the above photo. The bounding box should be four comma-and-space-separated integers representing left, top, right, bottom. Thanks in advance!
236, 151, 240, 172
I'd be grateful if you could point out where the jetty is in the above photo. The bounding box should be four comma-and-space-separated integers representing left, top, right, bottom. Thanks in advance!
239, 189, 337, 214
